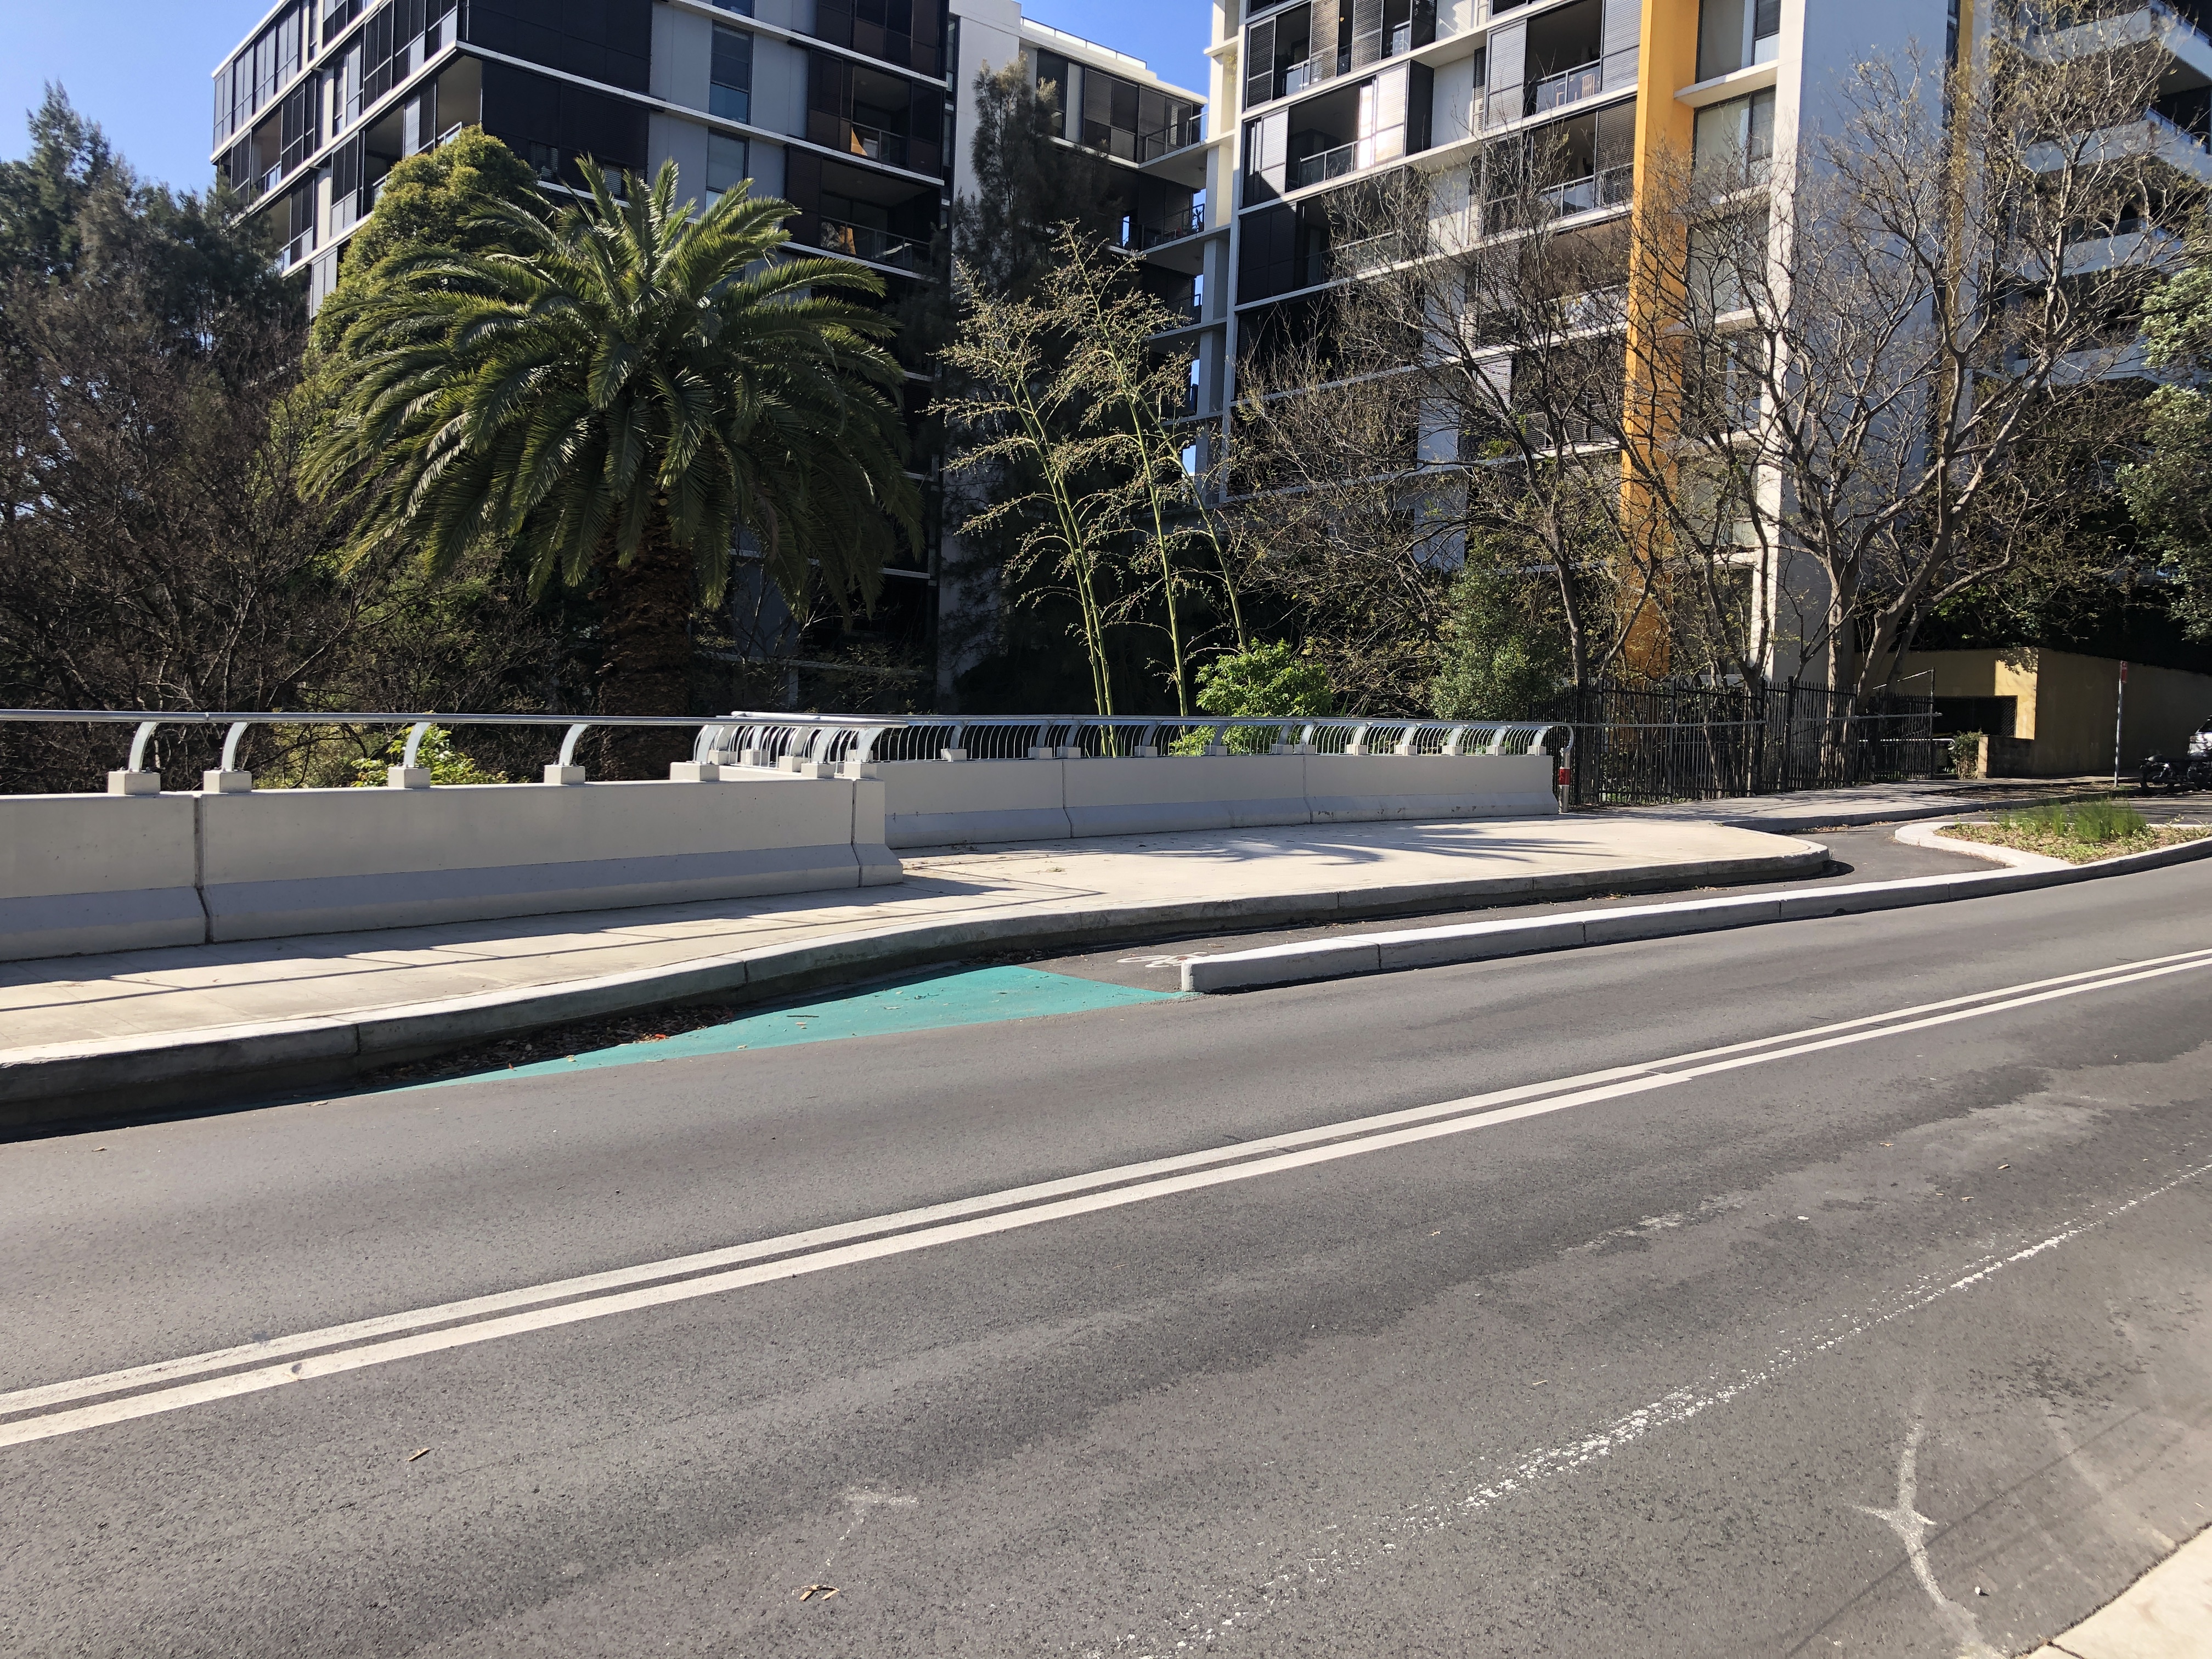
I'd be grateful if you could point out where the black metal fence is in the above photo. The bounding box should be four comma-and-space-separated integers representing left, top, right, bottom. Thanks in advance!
1549, 683, 1944, 807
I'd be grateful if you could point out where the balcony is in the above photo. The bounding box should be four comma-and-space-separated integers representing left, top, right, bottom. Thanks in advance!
1539, 162, 1634, 217
817, 216, 923, 269
1138, 115, 1206, 162
1278, 50, 1344, 99
837, 119, 907, 170
1124, 203, 1209, 250
2027, 0, 2212, 77
1529, 59, 1605, 117
1290, 138, 1359, 189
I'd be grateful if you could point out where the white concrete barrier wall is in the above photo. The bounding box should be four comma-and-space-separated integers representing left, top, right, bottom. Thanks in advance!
0, 753, 1558, 961
881, 753, 1558, 849
0, 775, 899, 962
0, 795, 206, 960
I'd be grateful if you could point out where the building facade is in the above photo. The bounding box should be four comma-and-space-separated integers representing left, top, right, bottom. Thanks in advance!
209, 0, 1204, 697
1204, 0, 2212, 689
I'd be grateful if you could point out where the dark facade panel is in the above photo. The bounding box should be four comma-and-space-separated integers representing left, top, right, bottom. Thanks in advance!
482, 59, 650, 188
813, 0, 947, 80
467, 0, 651, 92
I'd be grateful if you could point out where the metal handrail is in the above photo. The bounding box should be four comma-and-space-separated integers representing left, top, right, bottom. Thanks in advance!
1290, 138, 1360, 190
5, 709, 1571, 790
5, 709, 911, 791
1529, 58, 1604, 115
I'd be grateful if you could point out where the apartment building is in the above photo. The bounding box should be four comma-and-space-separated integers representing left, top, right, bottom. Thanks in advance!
208, 0, 1203, 692
1207, 0, 2006, 428
1205, 0, 2212, 683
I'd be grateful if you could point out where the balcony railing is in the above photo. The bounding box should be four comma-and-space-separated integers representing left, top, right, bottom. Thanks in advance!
837, 119, 908, 170
1539, 163, 1634, 217
1278, 50, 1345, 98
1124, 203, 1209, 250
1331, 229, 1404, 273
1290, 138, 1360, 189
1529, 59, 1605, 116
818, 217, 922, 269
1138, 115, 1206, 161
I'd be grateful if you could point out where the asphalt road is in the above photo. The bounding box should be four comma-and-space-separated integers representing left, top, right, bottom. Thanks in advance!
5, 856, 2212, 1657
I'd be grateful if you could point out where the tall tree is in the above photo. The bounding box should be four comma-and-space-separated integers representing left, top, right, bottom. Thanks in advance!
950, 63, 1121, 301
307, 160, 919, 760
1616, 43, 2177, 703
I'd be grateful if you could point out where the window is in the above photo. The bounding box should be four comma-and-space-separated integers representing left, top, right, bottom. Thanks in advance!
707, 132, 749, 193
1033, 49, 1070, 136
1696, 0, 1779, 81
714, 0, 755, 12
712, 26, 753, 123
1692, 86, 1774, 178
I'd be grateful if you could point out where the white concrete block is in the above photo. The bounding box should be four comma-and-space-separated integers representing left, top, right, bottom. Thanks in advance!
0, 793, 205, 960
202, 771, 254, 794
1373, 915, 1588, 968
1182, 940, 1381, 990
107, 771, 160, 796
543, 764, 586, 785
387, 766, 430, 789
669, 761, 724, 782
1579, 895, 1786, 943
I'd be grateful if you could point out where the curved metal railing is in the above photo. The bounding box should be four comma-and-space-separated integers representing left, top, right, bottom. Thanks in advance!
0, 709, 910, 790
0, 709, 1566, 790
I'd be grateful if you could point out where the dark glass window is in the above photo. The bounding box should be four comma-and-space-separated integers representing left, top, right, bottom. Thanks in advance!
707, 132, 749, 192
1033, 49, 1070, 136
712, 27, 754, 123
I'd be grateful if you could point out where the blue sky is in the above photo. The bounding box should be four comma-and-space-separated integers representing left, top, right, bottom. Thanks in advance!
3, 0, 1212, 193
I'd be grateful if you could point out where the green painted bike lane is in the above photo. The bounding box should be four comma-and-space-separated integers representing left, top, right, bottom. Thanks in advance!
422, 965, 1183, 1090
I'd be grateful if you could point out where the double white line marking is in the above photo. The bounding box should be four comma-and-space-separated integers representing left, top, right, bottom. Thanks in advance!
7, 946, 2211, 1450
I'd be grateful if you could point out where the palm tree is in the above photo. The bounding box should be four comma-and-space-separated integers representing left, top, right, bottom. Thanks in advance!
307, 156, 918, 757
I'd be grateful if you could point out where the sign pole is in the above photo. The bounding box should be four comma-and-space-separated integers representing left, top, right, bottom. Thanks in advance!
2112, 660, 2129, 789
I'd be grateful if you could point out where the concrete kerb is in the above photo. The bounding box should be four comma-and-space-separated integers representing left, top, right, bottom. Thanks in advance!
1178, 825, 2212, 992
0, 839, 1828, 1131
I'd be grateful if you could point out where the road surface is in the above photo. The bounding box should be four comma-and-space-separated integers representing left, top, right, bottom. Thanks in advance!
4, 853, 2210, 1657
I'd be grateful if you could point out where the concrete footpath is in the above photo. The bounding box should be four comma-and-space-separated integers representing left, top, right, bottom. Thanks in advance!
0, 815, 1818, 1125
2027, 1522, 2212, 1657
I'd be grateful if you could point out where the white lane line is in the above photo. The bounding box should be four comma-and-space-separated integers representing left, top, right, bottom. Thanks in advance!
5, 948, 2210, 1449
12, 947, 2204, 1420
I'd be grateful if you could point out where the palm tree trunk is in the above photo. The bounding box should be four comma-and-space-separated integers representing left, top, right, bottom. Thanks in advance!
597, 514, 697, 778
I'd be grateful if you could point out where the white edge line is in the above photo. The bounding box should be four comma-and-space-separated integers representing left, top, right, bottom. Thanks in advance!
10, 946, 2208, 1419
4, 950, 2210, 1448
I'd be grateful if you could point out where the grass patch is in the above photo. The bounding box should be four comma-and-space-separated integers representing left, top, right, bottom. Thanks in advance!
1943, 797, 2211, 864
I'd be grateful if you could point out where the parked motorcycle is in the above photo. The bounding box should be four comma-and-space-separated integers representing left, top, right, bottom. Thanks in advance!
2138, 718, 2212, 792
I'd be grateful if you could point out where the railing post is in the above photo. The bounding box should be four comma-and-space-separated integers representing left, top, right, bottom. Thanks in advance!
204, 721, 255, 793
109, 720, 162, 795
545, 723, 591, 785
388, 721, 434, 789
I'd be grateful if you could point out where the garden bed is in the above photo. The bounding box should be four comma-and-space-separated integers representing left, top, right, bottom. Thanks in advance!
1940, 798, 2212, 865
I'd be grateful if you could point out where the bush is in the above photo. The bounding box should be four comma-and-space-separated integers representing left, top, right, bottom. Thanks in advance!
348, 725, 509, 787
1429, 562, 1565, 720
1194, 641, 1337, 719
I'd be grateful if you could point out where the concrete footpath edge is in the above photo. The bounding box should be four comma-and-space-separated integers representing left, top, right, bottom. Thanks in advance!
2024, 1519, 2212, 1658
0, 840, 1825, 1131
1178, 828, 2212, 992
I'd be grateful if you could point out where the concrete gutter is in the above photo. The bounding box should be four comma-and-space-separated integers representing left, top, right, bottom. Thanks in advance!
0, 839, 1825, 1131
1178, 827, 2212, 992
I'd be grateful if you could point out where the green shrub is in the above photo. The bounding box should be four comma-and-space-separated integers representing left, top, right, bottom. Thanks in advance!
1429, 562, 1566, 720
349, 725, 509, 787
1169, 642, 1338, 753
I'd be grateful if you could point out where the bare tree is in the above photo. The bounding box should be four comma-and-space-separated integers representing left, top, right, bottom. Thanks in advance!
1620, 29, 2181, 704
1227, 151, 1666, 710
